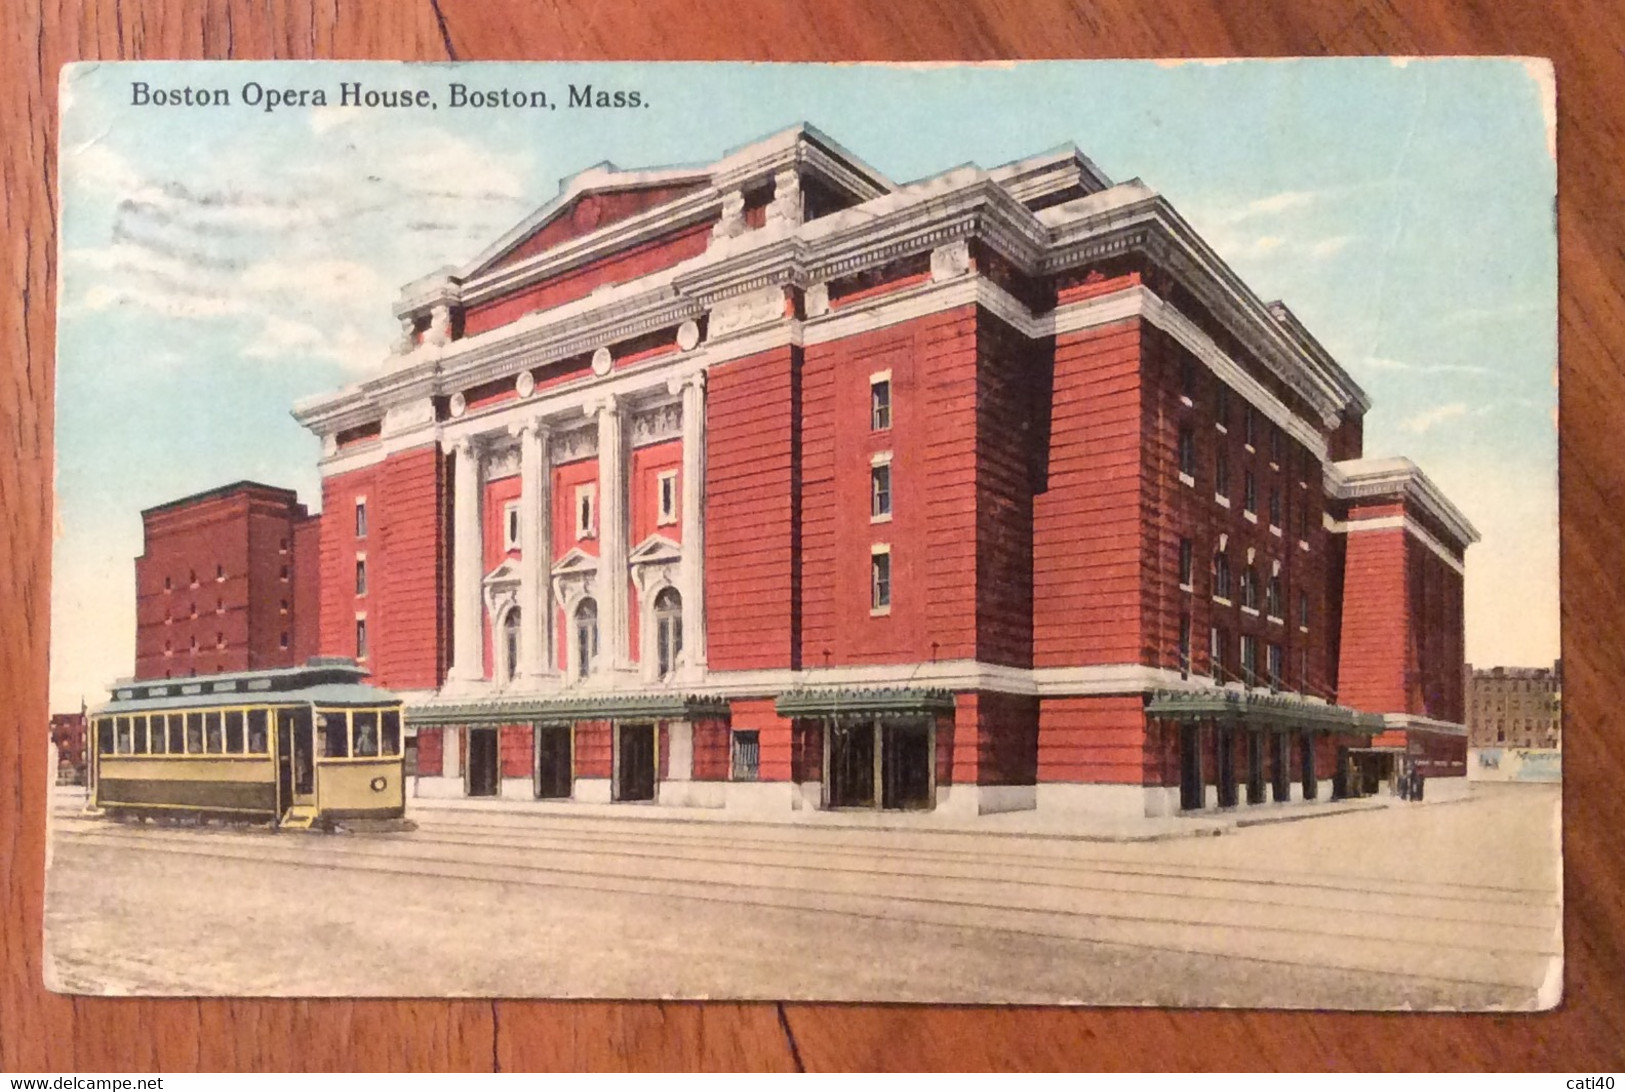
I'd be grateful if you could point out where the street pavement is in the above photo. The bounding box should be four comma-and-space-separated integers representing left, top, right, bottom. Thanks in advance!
43, 782, 1560, 1008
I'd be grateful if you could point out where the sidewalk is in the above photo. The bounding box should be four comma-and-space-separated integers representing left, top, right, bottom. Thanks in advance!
404, 788, 1396, 843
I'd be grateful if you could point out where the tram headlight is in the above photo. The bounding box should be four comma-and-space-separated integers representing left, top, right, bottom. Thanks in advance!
370, 776, 388, 793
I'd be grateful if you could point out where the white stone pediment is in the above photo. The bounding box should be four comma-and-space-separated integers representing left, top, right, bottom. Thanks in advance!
550, 547, 599, 612
550, 547, 599, 578
483, 557, 523, 588
628, 534, 681, 597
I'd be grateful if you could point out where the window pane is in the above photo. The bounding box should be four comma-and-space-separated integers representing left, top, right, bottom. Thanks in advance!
205, 712, 224, 754
115, 717, 132, 754
225, 710, 245, 754
321, 712, 350, 758
382, 710, 401, 756
871, 380, 891, 429
131, 715, 148, 754
97, 719, 113, 755
353, 711, 380, 757
246, 709, 269, 754
148, 714, 166, 755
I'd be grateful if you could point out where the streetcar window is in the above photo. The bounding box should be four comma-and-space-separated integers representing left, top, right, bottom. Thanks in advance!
131, 715, 149, 755
381, 710, 401, 757
321, 713, 349, 758
96, 718, 113, 755
147, 715, 165, 755
186, 712, 203, 753
246, 709, 268, 754
115, 717, 132, 754
352, 711, 379, 758
225, 710, 245, 754
205, 712, 224, 753
168, 714, 185, 754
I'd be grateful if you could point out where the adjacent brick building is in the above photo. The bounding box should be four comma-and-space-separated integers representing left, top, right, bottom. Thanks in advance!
291, 124, 1478, 819
48, 711, 88, 784
133, 481, 321, 681
1467, 662, 1562, 750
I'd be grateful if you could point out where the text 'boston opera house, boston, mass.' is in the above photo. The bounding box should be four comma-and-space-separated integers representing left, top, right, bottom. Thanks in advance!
134, 123, 1481, 823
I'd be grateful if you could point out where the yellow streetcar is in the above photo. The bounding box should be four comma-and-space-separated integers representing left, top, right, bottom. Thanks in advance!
87, 658, 406, 831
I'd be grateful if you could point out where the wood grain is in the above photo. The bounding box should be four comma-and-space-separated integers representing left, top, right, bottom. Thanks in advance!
4, 0, 1622, 1071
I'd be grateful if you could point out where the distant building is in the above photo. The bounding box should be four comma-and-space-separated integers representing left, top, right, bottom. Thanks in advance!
134, 481, 322, 680
287, 124, 1477, 820
48, 711, 88, 784
1466, 661, 1561, 750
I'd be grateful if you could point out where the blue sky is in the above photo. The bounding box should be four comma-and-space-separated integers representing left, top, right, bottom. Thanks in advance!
51, 59, 1557, 709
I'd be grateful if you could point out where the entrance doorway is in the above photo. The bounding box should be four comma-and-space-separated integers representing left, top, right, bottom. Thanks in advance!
1216, 725, 1238, 808
880, 721, 933, 810
825, 717, 935, 811
1179, 722, 1203, 811
615, 722, 656, 802
466, 727, 499, 797
536, 725, 572, 799
276, 707, 315, 816
1270, 731, 1291, 802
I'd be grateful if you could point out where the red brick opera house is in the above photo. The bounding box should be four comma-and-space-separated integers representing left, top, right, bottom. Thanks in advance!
287, 124, 1477, 818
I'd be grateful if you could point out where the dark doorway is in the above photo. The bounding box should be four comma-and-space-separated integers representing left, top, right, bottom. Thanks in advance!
615, 722, 656, 802
1299, 730, 1318, 799
880, 721, 933, 810
1246, 732, 1266, 804
1179, 722, 1204, 811
467, 727, 500, 797
827, 721, 876, 809
1216, 725, 1238, 807
1271, 731, 1291, 802
536, 725, 573, 799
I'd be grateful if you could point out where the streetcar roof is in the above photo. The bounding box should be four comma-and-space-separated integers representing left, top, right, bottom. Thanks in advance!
93, 659, 399, 715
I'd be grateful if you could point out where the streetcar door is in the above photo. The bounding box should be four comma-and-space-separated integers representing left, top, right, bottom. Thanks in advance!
278, 707, 316, 812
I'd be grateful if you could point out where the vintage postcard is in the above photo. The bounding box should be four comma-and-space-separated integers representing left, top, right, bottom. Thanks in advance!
46, 59, 1559, 1007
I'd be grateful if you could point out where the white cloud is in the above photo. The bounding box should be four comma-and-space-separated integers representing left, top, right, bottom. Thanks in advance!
1360, 354, 1489, 378
1310, 235, 1351, 257
1398, 402, 1469, 434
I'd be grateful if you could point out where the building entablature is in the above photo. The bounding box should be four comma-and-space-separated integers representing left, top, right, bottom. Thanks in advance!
1326, 457, 1480, 551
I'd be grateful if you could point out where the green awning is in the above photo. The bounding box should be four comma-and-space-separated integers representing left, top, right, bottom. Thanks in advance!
406, 693, 731, 727
1145, 688, 1385, 734
775, 687, 956, 719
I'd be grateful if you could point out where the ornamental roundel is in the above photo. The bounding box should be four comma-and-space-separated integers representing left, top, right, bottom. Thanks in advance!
676, 319, 701, 353
591, 346, 614, 376
448, 391, 467, 418
516, 371, 536, 399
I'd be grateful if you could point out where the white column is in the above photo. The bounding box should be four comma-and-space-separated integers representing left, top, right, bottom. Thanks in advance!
450, 436, 485, 683
592, 395, 631, 673
514, 418, 553, 682
675, 370, 708, 675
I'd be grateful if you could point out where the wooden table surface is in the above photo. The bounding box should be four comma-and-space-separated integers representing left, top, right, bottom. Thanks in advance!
4, 0, 1622, 1072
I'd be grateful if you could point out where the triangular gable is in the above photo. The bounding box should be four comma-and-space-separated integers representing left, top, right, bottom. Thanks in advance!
550, 546, 599, 577
482, 557, 522, 587
627, 534, 681, 567
466, 168, 711, 279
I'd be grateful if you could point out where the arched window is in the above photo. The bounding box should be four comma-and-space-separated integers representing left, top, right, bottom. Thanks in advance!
654, 587, 683, 678
502, 607, 521, 682
574, 598, 599, 679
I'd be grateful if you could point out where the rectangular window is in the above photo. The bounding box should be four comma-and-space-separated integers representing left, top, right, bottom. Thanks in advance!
131, 715, 148, 755
355, 617, 368, 660
1240, 635, 1259, 686
1300, 647, 1310, 690
871, 546, 892, 613
1299, 590, 1310, 629
1270, 426, 1284, 464
1178, 613, 1192, 673
382, 710, 401, 756
355, 557, 367, 596
1178, 538, 1193, 588
1215, 450, 1229, 498
168, 714, 184, 754
225, 710, 245, 754
1268, 488, 1282, 528
504, 500, 522, 550
1243, 404, 1257, 447
1299, 505, 1311, 541
657, 470, 679, 526
1210, 626, 1227, 681
353, 711, 380, 758
870, 374, 892, 431
1179, 354, 1195, 398
871, 460, 892, 520
1216, 385, 1231, 430
1244, 470, 1258, 514
186, 712, 204, 753
246, 709, 269, 754
205, 712, 224, 754
322, 712, 349, 758
575, 483, 597, 539
355, 498, 368, 538
1212, 552, 1231, 601
1177, 428, 1196, 479
1267, 643, 1284, 687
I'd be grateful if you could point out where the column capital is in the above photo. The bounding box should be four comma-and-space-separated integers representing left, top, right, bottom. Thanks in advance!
585, 393, 620, 420
509, 414, 551, 441
666, 368, 707, 397
451, 433, 477, 457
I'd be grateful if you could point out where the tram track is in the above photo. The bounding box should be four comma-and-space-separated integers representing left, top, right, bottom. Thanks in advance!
53, 815, 1559, 992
